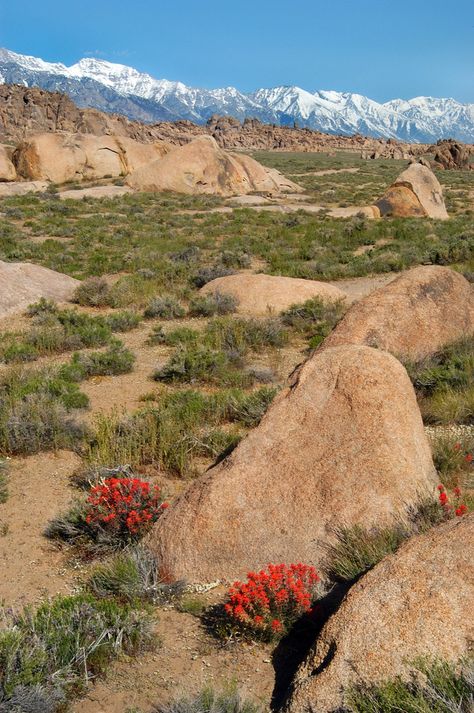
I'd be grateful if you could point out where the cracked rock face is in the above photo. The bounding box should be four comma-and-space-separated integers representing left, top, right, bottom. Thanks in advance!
284, 515, 474, 713
151, 344, 437, 582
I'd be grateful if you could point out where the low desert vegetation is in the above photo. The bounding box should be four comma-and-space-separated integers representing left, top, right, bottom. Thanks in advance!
325, 490, 470, 583
152, 686, 262, 713
87, 545, 185, 604
281, 296, 346, 347
0, 461, 8, 504
0, 594, 153, 712
0, 300, 140, 365
406, 336, 474, 425
346, 657, 474, 713
188, 291, 239, 317
85, 386, 277, 476
45, 475, 169, 552
216, 563, 321, 642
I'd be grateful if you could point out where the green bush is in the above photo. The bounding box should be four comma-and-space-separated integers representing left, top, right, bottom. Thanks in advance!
188, 291, 239, 317
72, 277, 111, 307
205, 316, 288, 355
281, 296, 346, 347
143, 296, 185, 320
0, 594, 153, 710
191, 265, 236, 288
87, 545, 185, 603
152, 686, 261, 713
153, 345, 249, 386
71, 341, 135, 377
103, 310, 141, 332
148, 325, 200, 347
347, 657, 473, 713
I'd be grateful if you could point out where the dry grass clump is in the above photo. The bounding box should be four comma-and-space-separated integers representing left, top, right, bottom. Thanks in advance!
152, 686, 261, 713
144, 295, 186, 320
346, 657, 474, 713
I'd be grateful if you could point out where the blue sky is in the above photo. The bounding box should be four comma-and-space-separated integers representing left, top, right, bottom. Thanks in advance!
1, 0, 473, 102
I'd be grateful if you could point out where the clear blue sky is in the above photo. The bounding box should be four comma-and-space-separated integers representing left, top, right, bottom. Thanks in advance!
1, 0, 473, 102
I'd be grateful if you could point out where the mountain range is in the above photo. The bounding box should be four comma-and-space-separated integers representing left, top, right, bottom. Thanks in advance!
1, 48, 473, 143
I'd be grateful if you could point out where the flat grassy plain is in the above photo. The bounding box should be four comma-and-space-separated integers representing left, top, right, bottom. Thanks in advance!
0, 151, 473, 712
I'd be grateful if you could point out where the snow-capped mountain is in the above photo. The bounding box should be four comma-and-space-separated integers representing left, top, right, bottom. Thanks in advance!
1, 48, 473, 142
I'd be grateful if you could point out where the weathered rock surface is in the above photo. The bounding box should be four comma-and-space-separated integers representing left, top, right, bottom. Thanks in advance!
286, 515, 474, 713
375, 162, 449, 218
12, 132, 170, 183
322, 266, 474, 360
200, 273, 346, 315
0, 144, 16, 181
152, 345, 437, 583
432, 139, 473, 170
127, 136, 301, 196
0, 261, 79, 317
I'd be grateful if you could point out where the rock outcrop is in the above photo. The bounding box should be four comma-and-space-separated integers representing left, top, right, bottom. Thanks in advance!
0, 261, 79, 318
13, 132, 171, 183
0, 144, 16, 181
432, 139, 473, 170
375, 162, 449, 219
200, 273, 346, 315
126, 136, 301, 196
322, 266, 474, 360
286, 515, 474, 713
152, 345, 437, 583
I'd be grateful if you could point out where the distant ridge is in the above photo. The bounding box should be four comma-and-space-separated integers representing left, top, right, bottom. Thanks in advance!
0, 48, 473, 142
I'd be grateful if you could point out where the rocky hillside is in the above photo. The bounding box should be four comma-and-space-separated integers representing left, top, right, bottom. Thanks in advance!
0, 84, 427, 159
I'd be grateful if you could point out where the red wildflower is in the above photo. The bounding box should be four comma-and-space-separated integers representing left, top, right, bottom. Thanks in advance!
465, 454, 473, 463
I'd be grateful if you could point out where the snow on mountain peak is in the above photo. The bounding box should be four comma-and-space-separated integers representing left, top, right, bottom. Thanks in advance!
0, 48, 472, 142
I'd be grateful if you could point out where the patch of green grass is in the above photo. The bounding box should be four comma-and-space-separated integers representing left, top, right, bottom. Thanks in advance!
87, 546, 185, 604
346, 657, 473, 713
406, 336, 474, 425
85, 387, 277, 476
325, 499, 445, 582
430, 431, 474, 487
188, 291, 239, 317
281, 296, 346, 347
71, 340, 135, 377
0, 594, 154, 710
143, 295, 186, 319
152, 686, 261, 713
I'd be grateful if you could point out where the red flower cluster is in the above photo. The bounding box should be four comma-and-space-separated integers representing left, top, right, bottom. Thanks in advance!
223, 563, 320, 640
85, 477, 168, 538
437, 484, 469, 519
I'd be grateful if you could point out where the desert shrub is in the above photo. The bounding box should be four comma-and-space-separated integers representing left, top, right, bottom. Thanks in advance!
152, 686, 261, 713
0, 462, 8, 504
46, 476, 168, 549
154, 345, 250, 387
431, 432, 474, 485
191, 264, 236, 288
188, 292, 239, 317
148, 325, 200, 347
204, 316, 287, 359
143, 296, 185, 320
85, 387, 275, 477
244, 365, 276, 384
0, 341, 39, 364
406, 337, 474, 424
225, 387, 278, 427
220, 563, 320, 641
219, 249, 252, 268
25, 297, 57, 316
0, 594, 153, 710
347, 657, 474, 713
87, 545, 185, 604
72, 277, 111, 306
326, 492, 469, 583
169, 245, 201, 264
325, 524, 408, 582
0, 392, 86, 456
281, 296, 346, 347
103, 310, 141, 332
71, 341, 135, 377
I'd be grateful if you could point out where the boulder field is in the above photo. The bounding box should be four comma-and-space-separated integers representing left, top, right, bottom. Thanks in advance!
285, 514, 474, 713
152, 344, 437, 583
200, 273, 346, 315
0, 261, 79, 318
126, 135, 302, 197
322, 265, 474, 360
